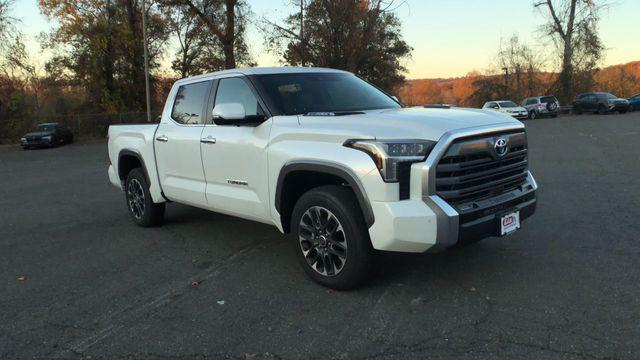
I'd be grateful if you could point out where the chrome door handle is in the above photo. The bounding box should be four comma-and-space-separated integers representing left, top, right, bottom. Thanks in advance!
200, 136, 216, 144
155, 135, 168, 142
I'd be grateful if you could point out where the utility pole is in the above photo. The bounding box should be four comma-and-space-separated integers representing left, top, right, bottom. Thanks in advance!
300, 0, 305, 66
502, 66, 509, 99
141, 0, 152, 123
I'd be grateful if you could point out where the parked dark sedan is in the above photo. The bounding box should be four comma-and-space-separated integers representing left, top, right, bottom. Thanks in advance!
628, 94, 640, 112
573, 92, 630, 115
21, 123, 74, 149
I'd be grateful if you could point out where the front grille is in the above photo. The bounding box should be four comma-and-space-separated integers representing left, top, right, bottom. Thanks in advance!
435, 131, 529, 204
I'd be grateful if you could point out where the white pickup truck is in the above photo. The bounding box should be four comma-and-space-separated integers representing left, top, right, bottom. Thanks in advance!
108, 67, 537, 289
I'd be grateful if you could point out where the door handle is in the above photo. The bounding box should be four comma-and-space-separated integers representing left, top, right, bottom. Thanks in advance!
200, 136, 216, 144
155, 135, 168, 142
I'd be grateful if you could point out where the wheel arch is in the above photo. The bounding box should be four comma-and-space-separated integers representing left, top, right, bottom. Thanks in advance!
117, 149, 151, 185
275, 161, 375, 234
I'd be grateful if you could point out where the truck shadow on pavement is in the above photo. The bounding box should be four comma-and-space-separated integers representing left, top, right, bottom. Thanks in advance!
159, 203, 514, 293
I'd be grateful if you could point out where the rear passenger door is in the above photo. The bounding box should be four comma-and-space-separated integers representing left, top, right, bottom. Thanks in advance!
155, 80, 212, 207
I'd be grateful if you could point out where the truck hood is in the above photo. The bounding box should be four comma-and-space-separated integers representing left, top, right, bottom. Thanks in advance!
297, 107, 522, 141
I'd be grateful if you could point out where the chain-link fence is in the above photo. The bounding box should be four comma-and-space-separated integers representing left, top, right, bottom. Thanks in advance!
0, 112, 160, 144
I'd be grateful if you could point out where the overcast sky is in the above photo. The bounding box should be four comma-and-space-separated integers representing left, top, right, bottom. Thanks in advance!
9, 0, 640, 79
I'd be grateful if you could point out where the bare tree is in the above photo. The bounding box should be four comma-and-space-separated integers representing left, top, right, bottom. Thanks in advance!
534, 0, 605, 102
0, 0, 18, 53
495, 35, 546, 100
168, 0, 250, 69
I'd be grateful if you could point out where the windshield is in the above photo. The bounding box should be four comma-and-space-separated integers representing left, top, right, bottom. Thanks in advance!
38, 125, 56, 132
498, 101, 518, 108
253, 73, 401, 115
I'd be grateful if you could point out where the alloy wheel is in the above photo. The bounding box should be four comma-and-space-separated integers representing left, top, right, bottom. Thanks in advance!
127, 178, 146, 220
298, 206, 348, 276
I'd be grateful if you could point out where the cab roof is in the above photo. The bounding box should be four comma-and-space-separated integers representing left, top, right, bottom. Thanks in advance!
175, 67, 349, 85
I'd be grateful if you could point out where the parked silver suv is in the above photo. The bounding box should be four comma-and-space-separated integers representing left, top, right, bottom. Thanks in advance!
521, 96, 559, 119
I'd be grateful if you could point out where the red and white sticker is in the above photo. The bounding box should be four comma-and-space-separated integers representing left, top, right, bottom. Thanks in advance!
500, 211, 521, 236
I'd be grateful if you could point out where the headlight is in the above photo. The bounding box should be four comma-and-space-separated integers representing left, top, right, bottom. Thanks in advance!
344, 139, 436, 182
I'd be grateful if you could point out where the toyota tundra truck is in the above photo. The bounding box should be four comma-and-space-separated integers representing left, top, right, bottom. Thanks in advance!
107, 67, 537, 289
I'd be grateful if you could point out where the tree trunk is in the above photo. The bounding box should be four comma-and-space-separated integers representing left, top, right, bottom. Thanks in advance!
223, 0, 237, 69
560, 40, 573, 103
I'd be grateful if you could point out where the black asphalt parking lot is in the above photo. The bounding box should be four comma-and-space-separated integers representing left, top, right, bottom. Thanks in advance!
1, 113, 639, 359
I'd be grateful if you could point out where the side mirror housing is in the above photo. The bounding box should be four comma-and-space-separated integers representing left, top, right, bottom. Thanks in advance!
212, 103, 266, 125
213, 103, 246, 120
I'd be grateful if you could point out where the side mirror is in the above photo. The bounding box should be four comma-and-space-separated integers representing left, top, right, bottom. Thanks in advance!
212, 103, 246, 120
212, 102, 266, 125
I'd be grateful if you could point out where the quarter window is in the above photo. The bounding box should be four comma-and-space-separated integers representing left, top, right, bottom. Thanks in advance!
214, 77, 262, 117
171, 81, 210, 125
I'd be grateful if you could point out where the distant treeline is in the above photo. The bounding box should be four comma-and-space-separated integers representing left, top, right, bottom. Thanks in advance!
398, 61, 640, 108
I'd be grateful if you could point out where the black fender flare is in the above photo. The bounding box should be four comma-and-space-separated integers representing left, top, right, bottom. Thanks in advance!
275, 161, 375, 228
117, 149, 151, 184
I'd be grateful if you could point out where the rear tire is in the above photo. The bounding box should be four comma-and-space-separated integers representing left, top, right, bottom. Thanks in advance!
291, 185, 373, 290
125, 168, 165, 227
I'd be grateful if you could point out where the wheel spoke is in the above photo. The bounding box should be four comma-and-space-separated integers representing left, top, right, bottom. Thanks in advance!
324, 253, 336, 276
299, 221, 315, 233
328, 243, 346, 259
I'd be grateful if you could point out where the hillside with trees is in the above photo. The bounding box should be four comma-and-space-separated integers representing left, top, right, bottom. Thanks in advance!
398, 61, 640, 107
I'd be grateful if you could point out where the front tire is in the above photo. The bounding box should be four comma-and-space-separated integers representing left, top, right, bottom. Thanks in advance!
529, 110, 537, 120
125, 168, 165, 227
598, 104, 607, 115
291, 185, 373, 290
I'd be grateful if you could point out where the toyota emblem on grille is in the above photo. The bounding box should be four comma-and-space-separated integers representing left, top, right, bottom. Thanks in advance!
494, 138, 509, 157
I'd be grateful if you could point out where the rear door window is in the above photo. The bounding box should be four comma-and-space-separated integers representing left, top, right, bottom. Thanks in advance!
171, 81, 211, 125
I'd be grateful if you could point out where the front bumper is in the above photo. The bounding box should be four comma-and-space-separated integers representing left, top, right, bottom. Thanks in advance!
367, 123, 537, 253
608, 103, 630, 112
368, 172, 537, 253
21, 138, 52, 147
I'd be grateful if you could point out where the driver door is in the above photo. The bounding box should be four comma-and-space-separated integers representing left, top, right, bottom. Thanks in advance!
200, 76, 273, 222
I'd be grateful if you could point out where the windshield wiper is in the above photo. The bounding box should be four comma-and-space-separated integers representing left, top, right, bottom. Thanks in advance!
302, 111, 366, 116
